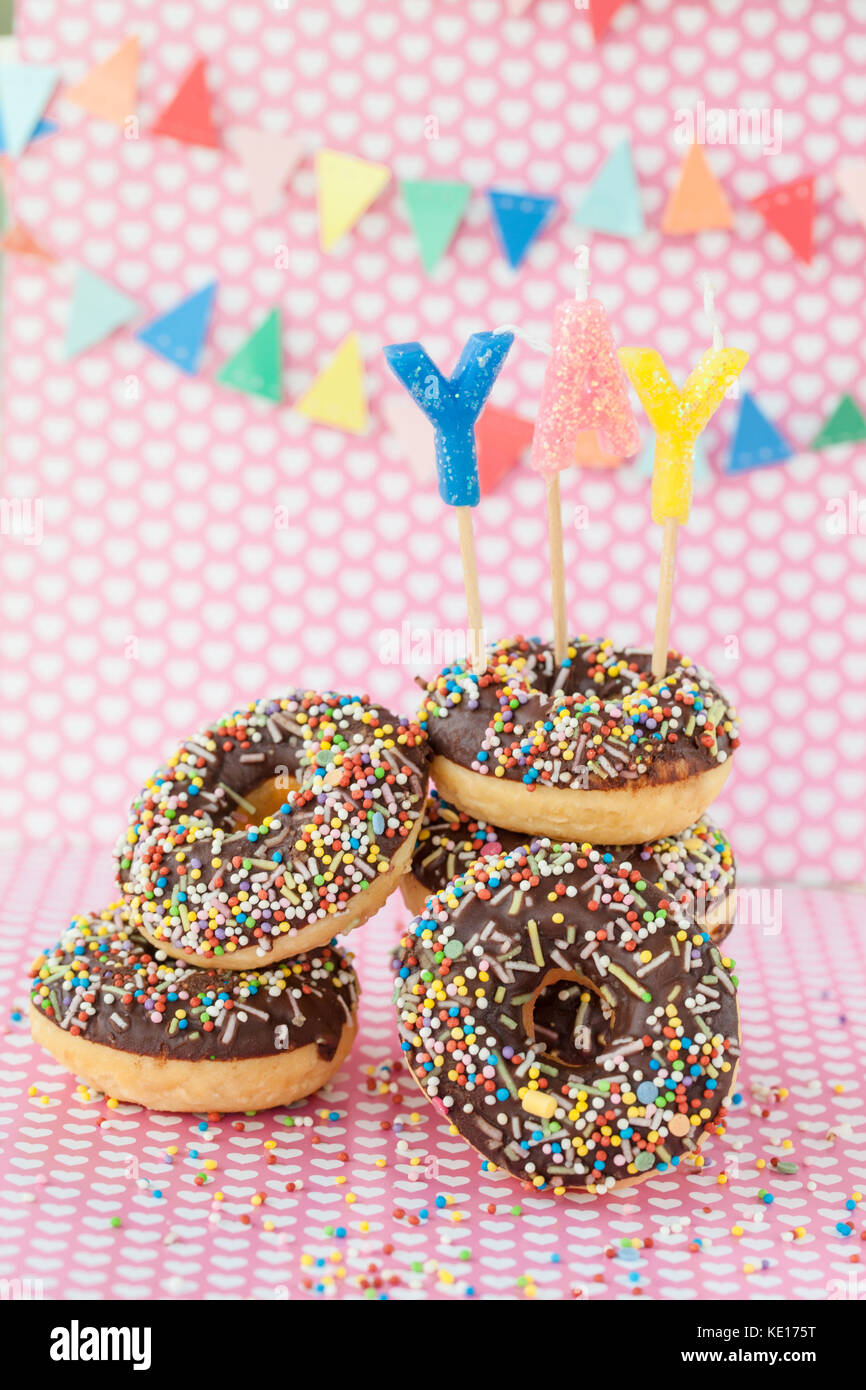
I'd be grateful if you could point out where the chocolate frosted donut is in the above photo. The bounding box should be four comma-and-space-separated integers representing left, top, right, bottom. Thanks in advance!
418, 636, 738, 844
117, 691, 429, 968
394, 840, 740, 1194
401, 790, 527, 916
403, 793, 737, 945
29, 902, 359, 1113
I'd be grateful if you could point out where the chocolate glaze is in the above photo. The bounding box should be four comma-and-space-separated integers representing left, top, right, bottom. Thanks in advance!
31, 902, 359, 1063
411, 792, 736, 941
411, 791, 527, 894
116, 691, 429, 961
418, 635, 739, 792
394, 839, 739, 1192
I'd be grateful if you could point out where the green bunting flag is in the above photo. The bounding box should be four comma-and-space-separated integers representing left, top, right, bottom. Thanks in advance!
810, 395, 866, 450
401, 178, 472, 272
216, 307, 283, 402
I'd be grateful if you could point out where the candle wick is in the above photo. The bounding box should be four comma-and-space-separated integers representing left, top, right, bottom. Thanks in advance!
701, 274, 723, 349
492, 322, 553, 356
701, 273, 737, 395
574, 243, 590, 302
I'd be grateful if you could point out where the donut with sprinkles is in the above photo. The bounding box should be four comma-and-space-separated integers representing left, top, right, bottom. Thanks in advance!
417, 635, 739, 845
117, 691, 429, 968
404, 791, 737, 944
29, 902, 359, 1113
394, 839, 740, 1194
401, 789, 526, 916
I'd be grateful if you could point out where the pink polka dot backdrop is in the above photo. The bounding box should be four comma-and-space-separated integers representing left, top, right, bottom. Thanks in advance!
1, 0, 865, 886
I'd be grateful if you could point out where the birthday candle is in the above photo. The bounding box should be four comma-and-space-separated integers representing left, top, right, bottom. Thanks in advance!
619, 346, 748, 524
530, 298, 640, 475
383, 330, 514, 505
383, 330, 514, 670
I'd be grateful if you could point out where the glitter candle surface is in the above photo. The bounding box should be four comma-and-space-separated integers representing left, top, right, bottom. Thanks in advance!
620, 346, 748, 524
383, 331, 513, 507
530, 298, 640, 477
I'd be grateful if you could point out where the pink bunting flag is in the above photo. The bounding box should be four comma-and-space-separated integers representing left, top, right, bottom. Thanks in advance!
530, 297, 640, 477
226, 126, 304, 219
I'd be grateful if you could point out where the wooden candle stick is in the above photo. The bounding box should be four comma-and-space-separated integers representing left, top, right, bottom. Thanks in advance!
546, 475, 568, 664
456, 503, 484, 667
652, 517, 678, 679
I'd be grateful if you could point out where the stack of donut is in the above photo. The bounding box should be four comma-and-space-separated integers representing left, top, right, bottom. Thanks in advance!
30, 691, 430, 1112
394, 635, 742, 1194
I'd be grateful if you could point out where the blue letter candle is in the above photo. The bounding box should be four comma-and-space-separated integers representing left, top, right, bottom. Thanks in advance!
383, 330, 513, 506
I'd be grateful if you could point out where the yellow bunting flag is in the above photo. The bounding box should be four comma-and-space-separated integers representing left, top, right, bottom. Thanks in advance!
316, 149, 391, 252
294, 332, 368, 434
619, 346, 748, 524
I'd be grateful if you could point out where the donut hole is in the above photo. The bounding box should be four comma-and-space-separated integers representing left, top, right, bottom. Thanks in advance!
522, 969, 613, 1068
228, 775, 300, 832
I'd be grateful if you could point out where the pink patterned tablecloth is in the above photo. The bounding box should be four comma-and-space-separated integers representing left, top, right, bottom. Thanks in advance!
1, 845, 864, 1302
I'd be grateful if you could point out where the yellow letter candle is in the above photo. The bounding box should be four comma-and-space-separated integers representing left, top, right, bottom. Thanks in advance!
619, 346, 748, 525
619, 345, 748, 677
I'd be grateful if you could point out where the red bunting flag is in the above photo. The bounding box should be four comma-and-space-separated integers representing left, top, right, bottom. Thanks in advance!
588, 0, 632, 42
476, 405, 534, 495
750, 175, 814, 263
151, 56, 219, 149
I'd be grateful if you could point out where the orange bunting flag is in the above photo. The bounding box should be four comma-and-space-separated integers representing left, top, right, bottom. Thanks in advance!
573, 428, 622, 469
64, 36, 138, 127
662, 144, 733, 235
0, 221, 55, 260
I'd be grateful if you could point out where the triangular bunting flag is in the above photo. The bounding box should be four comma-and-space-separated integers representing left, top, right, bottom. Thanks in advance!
835, 160, 866, 231
216, 308, 282, 402
383, 395, 436, 484
316, 149, 391, 252
476, 405, 534, 493
727, 394, 793, 474
64, 267, 139, 359
662, 144, 733, 235
151, 57, 220, 149
573, 427, 623, 469
575, 139, 644, 240
135, 283, 216, 374
64, 36, 138, 127
0, 114, 56, 154
487, 189, 557, 269
588, 0, 632, 42
810, 395, 866, 450
634, 431, 711, 486
0, 221, 56, 261
295, 332, 367, 434
226, 126, 304, 219
401, 178, 471, 273
750, 175, 814, 263
504, 0, 536, 16
0, 64, 58, 158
